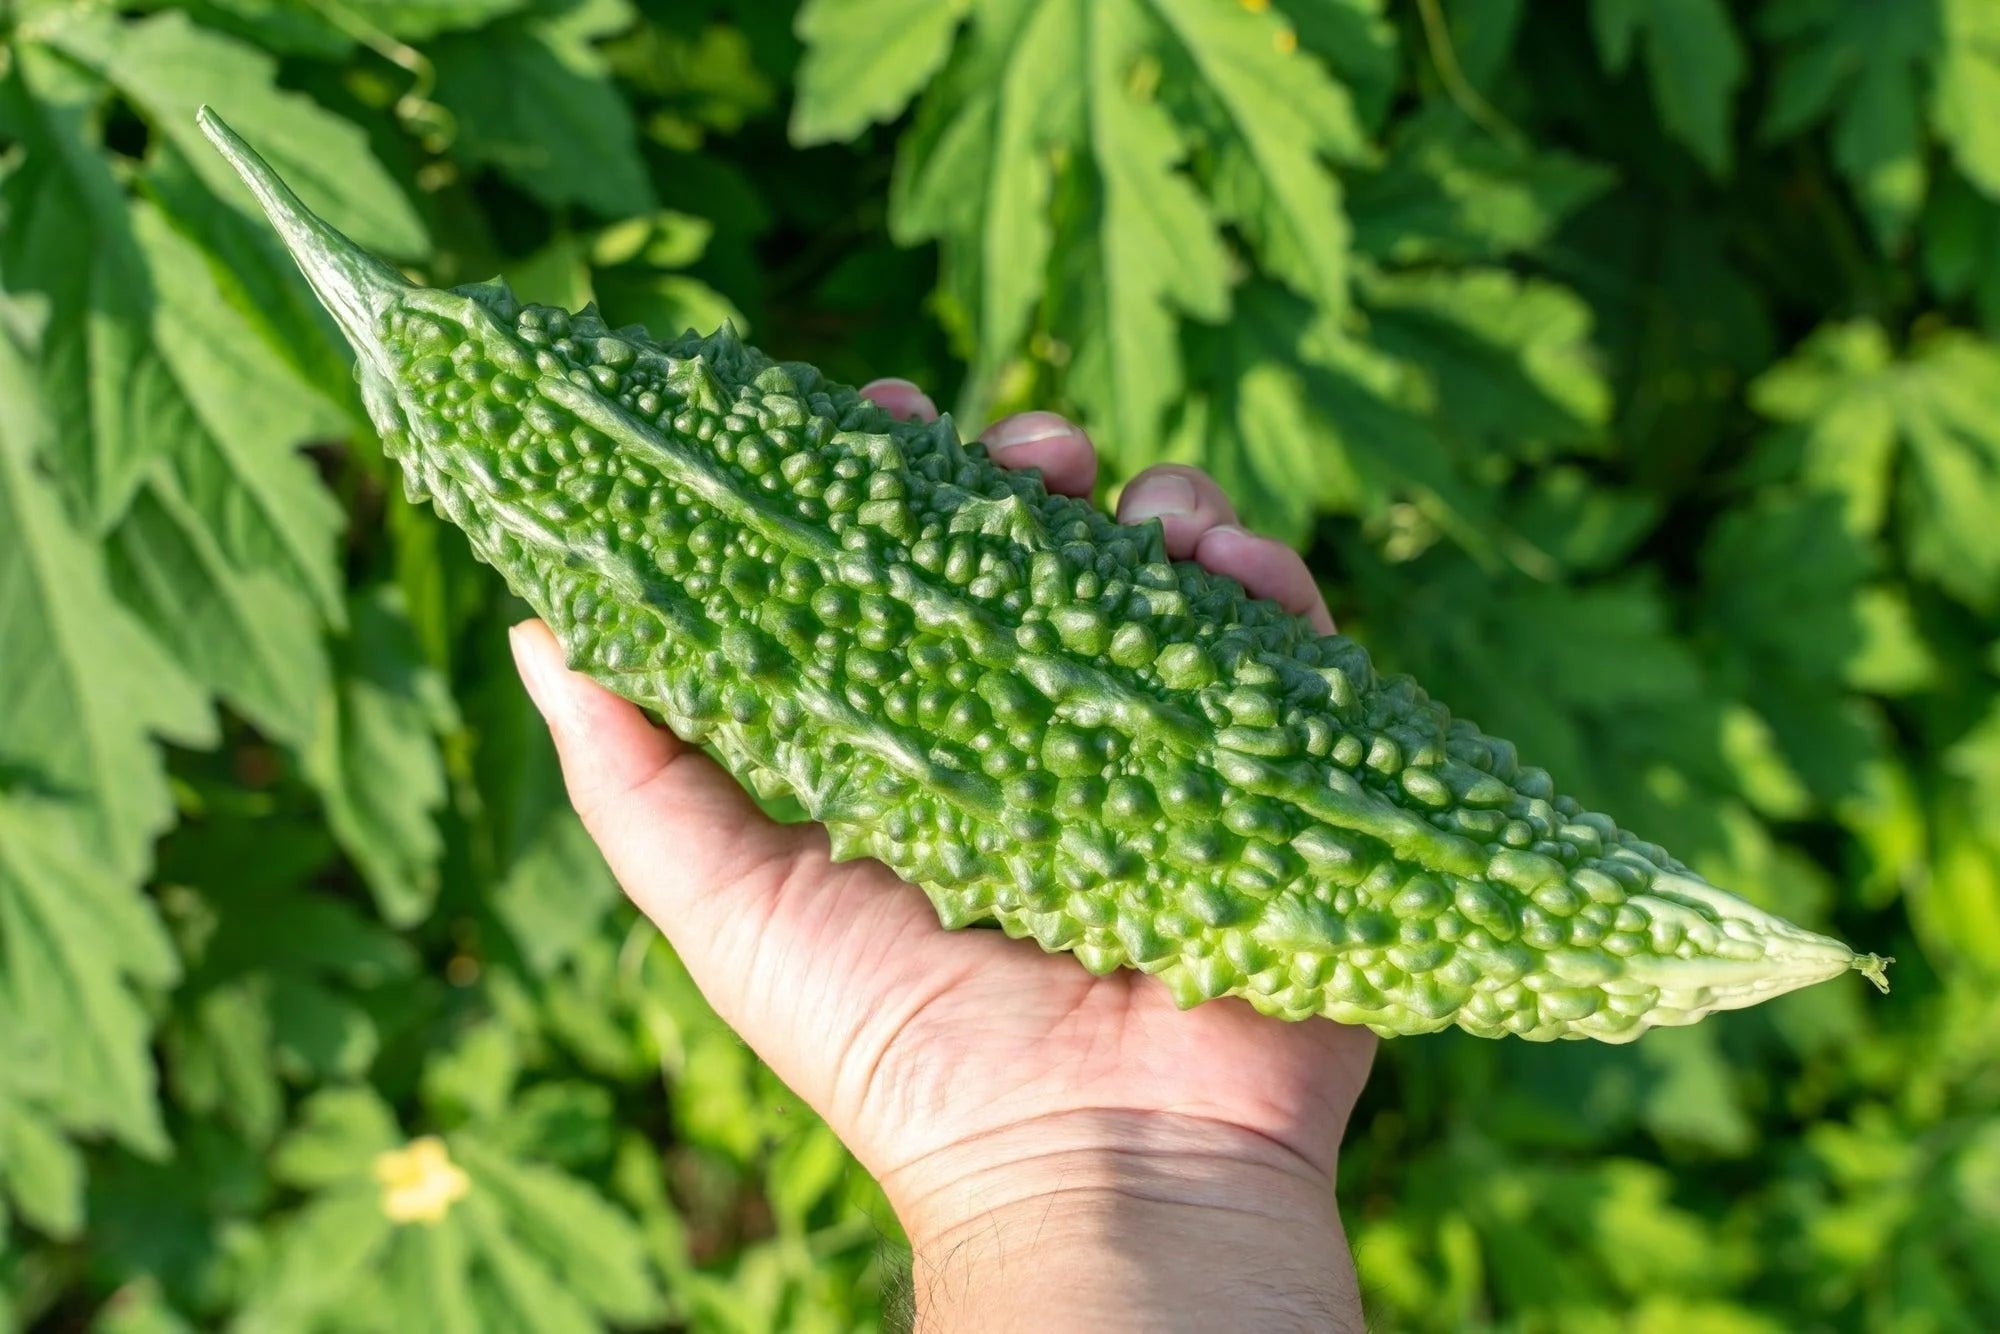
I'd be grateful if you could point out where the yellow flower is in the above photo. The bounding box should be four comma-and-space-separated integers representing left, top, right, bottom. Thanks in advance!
373, 1136, 472, 1225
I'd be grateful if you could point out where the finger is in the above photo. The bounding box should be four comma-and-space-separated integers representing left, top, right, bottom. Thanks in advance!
979, 411, 1098, 498
507, 620, 814, 929
1192, 525, 1337, 635
511, 617, 965, 1110
1115, 464, 1240, 560
859, 377, 939, 423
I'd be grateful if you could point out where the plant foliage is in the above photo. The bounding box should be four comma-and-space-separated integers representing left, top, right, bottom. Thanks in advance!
0, 0, 1994, 1328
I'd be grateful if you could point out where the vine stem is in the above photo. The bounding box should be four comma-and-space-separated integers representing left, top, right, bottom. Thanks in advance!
1414, 0, 1523, 146
298, 0, 455, 147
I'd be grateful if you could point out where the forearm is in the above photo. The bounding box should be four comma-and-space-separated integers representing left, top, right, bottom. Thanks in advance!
888, 1113, 1363, 1333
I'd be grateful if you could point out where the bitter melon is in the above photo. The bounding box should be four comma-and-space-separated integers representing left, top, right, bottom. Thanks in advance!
201, 109, 1889, 1043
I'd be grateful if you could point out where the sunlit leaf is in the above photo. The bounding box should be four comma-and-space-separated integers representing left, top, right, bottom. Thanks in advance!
433, 6, 655, 219
0, 800, 180, 1156
1751, 322, 2000, 613
305, 588, 456, 926
240, 1088, 664, 1331
872, 0, 1371, 462
1758, 0, 1937, 243
791, 0, 972, 145
0, 57, 183, 524
1362, 267, 1613, 462
1349, 104, 1614, 264
1167, 284, 1488, 545
1591, 0, 1745, 174
39, 9, 425, 256
0, 313, 214, 882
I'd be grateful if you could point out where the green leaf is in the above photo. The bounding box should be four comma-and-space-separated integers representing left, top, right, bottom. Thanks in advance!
1273, 0, 1398, 131
306, 588, 456, 926
378, 1216, 479, 1334
506, 219, 744, 349
105, 479, 328, 750
791, 0, 974, 145
489, 799, 620, 978
1166, 284, 1485, 547
165, 986, 282, 1150
1634, 1026, 1756, 1156
1947, 701, 2000, 847
0, 314, 214, 882
1904, 800, 2000, 976
1151, 0, 1368, 314
69, 1121, 263, 1318
535, 929, 657, 1082
1758, 0, 1938, 243
1700, 493, 1894, 803
83, 1277, 198, 1334
1362, 267, 1613, 462
165, 0, 354, 59
253, 1098, 663, 1332
1413, 0, 1525, 94
888, 0, 1073, 404
1349, 104, 1615, 265
1844, 586, 1938, 694
138, 145, 361, 419
1751, 322, 2000, 612
0, 1099, 85, 1239
1697, 494, 1914, 698
1345, 546, 1729, 866
39, 9, 425, 257
454, 1135, 664, 1324
1934, 0, 2000, 200
347, 0, 530, 41
155, 830, 416, 1144
764, 1123, 853, 1228
600, 272, 743, 341
590, 209, 711, 268
433, 9, 656, 219
0, 57, 181, 523
129, 198, 350, 624
1508, 468, 1662, 575
880, 0, 1380, 460
607, 18, 778, 146
271, 1088, 401, 1191
1590, 0, 1745, 175
1922, 169, 2000, 330
1562, 206, 1775, 490
486, 1083, 615, 1170
0, 79, 350, 641
421, 1023, 522, 1129
232, 1183, 396, 1331
1053, 0, 1231, 460
457, 1191, 601, 1334
0, 800, 180, 1155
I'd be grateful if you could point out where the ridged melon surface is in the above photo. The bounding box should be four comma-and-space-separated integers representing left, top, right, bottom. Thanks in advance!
201, 109, 1888, 1042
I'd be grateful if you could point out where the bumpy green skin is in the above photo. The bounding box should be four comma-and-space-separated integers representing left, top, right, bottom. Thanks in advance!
202, 110, 1889, 1042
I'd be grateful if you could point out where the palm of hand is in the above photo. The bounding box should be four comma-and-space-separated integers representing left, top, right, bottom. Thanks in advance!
726, 841, 1374, 1189
509, 382, 1375, 1212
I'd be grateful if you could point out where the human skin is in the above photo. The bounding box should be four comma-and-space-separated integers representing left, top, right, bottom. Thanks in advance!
508, 379, 1376, 1332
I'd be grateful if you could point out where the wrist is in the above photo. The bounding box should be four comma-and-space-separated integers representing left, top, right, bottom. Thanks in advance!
885, 1110, 1361, 1332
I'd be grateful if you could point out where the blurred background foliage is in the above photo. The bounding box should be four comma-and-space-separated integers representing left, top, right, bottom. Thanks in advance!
0, 0, 1997, 1329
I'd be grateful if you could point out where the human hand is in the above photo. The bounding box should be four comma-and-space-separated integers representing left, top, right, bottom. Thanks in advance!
509, 379, 1374, 1331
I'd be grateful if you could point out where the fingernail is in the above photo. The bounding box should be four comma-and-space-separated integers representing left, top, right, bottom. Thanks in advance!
509, 623, 554, 722
1121, 473, 1197, 521
859, 377, 935, 420
983, 411, 1078, 460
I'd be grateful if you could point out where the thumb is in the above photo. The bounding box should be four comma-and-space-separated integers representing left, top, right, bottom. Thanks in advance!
507, 618, 813, 949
